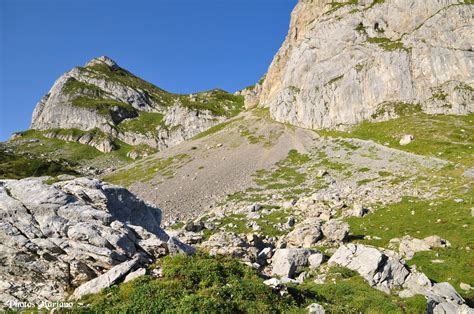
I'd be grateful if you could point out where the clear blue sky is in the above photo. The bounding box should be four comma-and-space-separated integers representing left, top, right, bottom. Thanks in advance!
0, 0, 296, 141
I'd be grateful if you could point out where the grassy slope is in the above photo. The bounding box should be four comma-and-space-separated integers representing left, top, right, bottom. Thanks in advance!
75, 252, 425, 313
2, 130, 135, 178
80, 63, 245, 118
316, 113, 474, 303
318, 113, 474, 167
102, 153, 192, 187
0, 146, 77, 179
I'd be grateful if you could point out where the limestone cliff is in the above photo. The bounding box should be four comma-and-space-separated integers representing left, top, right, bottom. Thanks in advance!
253, 0, 474, 129
29, 56, 243, 155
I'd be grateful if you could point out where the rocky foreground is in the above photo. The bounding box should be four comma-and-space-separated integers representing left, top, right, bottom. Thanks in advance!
0, 177, 193, 307
0, 176, 472, 312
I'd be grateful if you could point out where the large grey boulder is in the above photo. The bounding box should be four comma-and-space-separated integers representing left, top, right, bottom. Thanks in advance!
201, 232, 250, 258
0, 177, 188, 304
271, 248, 314, 278
252, 0, 473, 129
329, 244, 472, 311
72, 256, 140, 300
286, 218, 323, 248
398, 235, 451, 260
321, 220, 349, 244
285, 218, 349, 248
329, 244, 409, 293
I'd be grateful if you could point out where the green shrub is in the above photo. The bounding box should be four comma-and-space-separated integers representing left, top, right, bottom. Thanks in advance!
76, 252, 303, 313
0, 149, 77, 179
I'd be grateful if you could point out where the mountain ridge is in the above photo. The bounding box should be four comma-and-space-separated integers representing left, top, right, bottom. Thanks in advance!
27, 56, 244, 156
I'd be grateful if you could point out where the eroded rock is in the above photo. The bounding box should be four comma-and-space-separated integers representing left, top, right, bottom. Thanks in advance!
0, 177, 189, 304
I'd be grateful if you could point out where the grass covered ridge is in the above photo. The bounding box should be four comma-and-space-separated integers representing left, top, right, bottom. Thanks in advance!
318, 113, 474, 167
0, 147, 77, 179
80, 63, 244, 117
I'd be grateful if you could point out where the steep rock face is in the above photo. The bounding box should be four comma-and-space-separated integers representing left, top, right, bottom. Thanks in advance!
29, 56, 243, 154
255, 0, 474, 129
0, 177, 187, 304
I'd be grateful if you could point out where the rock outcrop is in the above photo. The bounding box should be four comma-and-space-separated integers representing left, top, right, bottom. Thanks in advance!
328, 244, 472, 312
0, 177, 190, 305
252, 0, 474, 129
28, 56, 243, 154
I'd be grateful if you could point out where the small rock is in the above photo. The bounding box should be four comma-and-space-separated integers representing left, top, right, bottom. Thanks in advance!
257, 247, 273, 265
281, 277, 299, 285
297, 271, 311, 283
124, 268, 147, 283
287, 216, 295, 227
322, 220, 349, 244
460, 282, 472, 291
307, 303, 325, 313
399, 134, 414, 146
73, 257, 140, 300
263, 278, 283, 289
308, 252, 324, 270
317, 169, 329, 178
184, 220, 204, 232
204, 221, 216, 230
399, 289, 416, 298
352, 204, 367, 217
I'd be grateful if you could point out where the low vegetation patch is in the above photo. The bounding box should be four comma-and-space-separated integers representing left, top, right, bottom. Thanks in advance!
118, 112, 165, 134
75, 253, 428, 313
345, 193, 474, 302
367, 37, 410, 52
0, 149, 77, 179
103, 153, 191, 186
71, 96, 137, 117
318, 113, 474, 167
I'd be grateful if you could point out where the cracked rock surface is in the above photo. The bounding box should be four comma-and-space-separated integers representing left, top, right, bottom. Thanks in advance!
252, 0, 474, 129
0, 177, 176, 304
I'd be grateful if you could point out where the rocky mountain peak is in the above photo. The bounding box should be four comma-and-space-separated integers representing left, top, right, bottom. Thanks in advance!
85, 55, 119, 69
24, 56, 244, 158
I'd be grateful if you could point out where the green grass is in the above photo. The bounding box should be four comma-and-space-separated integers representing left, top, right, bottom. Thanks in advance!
0, 148, 77, 179
74, 253, 428, 313
46, 127, 111, 142
63, 77, 105, 96
371, 102, 422, 119
317, 113, 474, 167
345, 193, 474, 302
9, 130, 104, 162
82, 63, 171, 105
192, 118, 243, 140
4, 129, 156, 177
254, 150, 310, 190
324, 0, 358, 15
82, 63, 244, 117
227, 149, 315, 204
75, 252, 304, 313
102, 153, 191, 186
367, 37, 410, 52
217, 214, 251, 234
118, 112, 164, 134
255, 210, 291, 237
71, 96, 137, 117
180, 90, 245, 117
326, 75, 344, 86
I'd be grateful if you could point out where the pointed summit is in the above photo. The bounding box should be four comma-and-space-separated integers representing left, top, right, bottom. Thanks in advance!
85, 56, 119, 69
